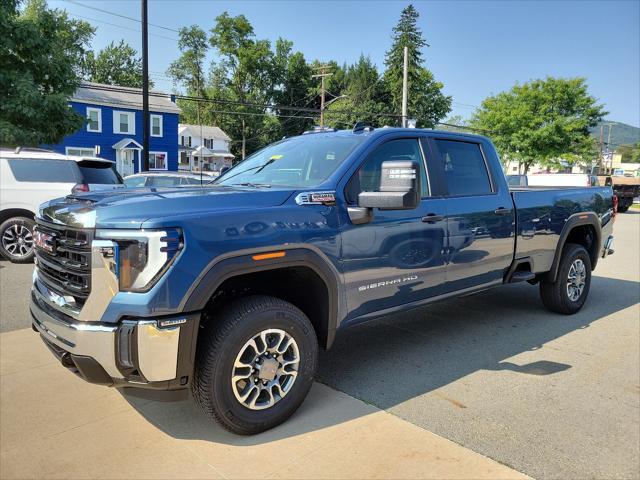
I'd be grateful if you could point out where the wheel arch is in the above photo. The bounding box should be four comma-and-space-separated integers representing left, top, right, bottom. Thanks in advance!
547, 212, 601, 282
0, 208, 36, 225
182, 248, 340, 349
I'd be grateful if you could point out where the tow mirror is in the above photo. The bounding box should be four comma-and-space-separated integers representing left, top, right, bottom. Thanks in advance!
358, 160, 420, 210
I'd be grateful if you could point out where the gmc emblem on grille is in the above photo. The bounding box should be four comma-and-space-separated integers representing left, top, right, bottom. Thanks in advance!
34, 230, 55, 253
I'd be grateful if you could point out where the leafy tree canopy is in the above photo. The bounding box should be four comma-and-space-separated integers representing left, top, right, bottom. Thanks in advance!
616, 143, 640, 163
470, 77, 607, 173
0, 0, 94, 147
383, 4, 451, 128
84, 40, 151, 89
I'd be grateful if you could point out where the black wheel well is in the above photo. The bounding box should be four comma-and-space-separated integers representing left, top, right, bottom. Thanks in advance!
565, 224, 598, 268
200, 266, 331, 349
0, 208, 35, 225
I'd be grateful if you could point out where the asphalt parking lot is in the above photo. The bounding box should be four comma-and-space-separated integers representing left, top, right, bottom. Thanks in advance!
1, 213, 639, 479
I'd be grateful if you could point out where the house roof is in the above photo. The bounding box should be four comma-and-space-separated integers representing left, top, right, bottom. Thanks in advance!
72, 81, 181, 114
179, 124, 231, 142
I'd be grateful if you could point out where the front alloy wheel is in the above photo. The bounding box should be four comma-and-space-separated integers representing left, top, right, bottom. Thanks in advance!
193, 295, 318, 435
231, 329, 300, 410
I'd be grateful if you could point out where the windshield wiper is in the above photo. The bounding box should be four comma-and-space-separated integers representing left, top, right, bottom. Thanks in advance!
207, 157, 279, 185
232, 182, 272, 188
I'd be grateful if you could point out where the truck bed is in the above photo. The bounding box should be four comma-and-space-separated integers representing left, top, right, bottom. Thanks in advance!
510, 186, 614, 273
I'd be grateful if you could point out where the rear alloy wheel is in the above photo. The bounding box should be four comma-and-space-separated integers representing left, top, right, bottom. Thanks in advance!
540, 243, 591, 315
0, 217, 35, 263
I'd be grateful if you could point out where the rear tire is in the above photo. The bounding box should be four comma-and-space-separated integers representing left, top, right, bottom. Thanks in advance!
192, 295, 318, 435
0, 217, 35, 263
540, 243, 591, 315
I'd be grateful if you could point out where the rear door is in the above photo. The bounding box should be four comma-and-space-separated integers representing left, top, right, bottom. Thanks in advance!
429, 137, 515, 291
341, 136, 448, 319
2, 158, 79, 211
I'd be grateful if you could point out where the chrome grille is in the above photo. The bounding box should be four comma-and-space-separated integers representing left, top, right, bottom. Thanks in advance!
34, 219, 92, 305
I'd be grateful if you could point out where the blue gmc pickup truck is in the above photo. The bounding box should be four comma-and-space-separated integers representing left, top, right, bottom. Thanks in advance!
30, 126, 615, 434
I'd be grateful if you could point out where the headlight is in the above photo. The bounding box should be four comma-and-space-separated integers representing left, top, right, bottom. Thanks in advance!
96, 228, 183, 292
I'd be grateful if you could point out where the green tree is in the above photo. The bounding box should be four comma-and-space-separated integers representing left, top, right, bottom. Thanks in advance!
616, 143, 640, 163
208, 12, 275, 159
271, 38, 315, 139
383, 4, 451, 127
0, 0, 94, 146
325, 55, 388, 129
84, 40, 150, 88
470, 77, 607, 173
167, 25, 208, 97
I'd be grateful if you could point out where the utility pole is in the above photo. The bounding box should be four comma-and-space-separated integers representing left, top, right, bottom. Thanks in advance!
402, 46, 408, 128
606, 123, 613, 152
312, 65, 333, 128
141, 0, 149, 171
598, 124, 604, 172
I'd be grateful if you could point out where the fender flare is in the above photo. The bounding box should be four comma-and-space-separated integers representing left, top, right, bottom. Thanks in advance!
547, 212, 601, 282
181, 246, 341, 349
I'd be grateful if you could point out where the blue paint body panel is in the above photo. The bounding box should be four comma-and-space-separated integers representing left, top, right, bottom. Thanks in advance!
70, 128, 614, 338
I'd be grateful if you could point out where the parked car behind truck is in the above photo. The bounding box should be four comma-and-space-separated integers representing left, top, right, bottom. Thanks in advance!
30, 127, 614, 435
0, 147, 124, 263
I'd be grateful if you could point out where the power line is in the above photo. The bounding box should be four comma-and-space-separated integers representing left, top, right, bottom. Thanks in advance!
67, 12, 178, 42
64, 0, 179, 33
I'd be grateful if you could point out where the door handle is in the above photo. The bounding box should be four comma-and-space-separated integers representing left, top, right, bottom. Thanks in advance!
421, 213, 444, 223
494, 207, 511, 216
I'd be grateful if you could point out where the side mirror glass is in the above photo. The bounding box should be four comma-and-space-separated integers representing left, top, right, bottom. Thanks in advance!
358, 160, 420, 210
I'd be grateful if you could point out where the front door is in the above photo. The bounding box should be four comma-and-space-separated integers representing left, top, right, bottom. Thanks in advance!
116, 149, 135, 177
341, 137, 448, 321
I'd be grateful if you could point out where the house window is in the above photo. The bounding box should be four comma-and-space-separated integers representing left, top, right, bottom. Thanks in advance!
113, 111, 135, 134
180, 135, 185, 146
66, 147, 95, 157
149, 151, 167, 170
150, 114, 163, 137
86, 107, 101, 132
188, 136, 192, 147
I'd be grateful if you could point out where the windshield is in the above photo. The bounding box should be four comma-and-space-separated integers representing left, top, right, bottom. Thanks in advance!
214, 135, 364, 188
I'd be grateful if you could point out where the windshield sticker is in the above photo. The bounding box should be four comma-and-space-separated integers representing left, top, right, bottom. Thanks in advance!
269, 154, 284, 160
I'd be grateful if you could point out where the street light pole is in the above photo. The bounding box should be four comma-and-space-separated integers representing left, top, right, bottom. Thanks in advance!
401, 46, 408, 128
141, 0, 150, 172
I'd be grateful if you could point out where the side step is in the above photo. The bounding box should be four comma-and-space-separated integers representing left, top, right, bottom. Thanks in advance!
509, 271, 536, 283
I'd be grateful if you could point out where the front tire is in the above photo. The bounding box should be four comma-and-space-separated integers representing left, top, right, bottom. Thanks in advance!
192, 295, 318, 435
0, 217, 35, 263
540, 243, 592, 315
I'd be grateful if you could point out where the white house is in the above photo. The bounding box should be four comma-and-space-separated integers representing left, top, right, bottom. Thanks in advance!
178, 124, 234, 173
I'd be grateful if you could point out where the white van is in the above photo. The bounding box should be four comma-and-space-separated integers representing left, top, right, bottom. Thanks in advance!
0, 147, 124, 263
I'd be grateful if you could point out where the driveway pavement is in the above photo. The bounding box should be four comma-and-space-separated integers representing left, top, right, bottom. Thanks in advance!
1, 213, 638, 479
0, 328, 526, 479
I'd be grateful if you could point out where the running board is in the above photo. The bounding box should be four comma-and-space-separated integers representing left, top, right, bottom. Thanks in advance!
508, 271, 536, 283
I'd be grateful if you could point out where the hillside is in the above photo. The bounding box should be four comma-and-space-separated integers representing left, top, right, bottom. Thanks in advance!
590, 121, 640, 149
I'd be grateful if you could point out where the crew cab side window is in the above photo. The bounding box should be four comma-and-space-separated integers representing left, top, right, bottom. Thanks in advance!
435, 140, 492, 196
346, 139, 429, 203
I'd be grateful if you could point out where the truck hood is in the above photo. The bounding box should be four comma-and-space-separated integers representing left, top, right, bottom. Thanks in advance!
41, 186, 295, 229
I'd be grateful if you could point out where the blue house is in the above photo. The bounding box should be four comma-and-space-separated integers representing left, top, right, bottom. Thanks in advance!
47, 82, 181, 176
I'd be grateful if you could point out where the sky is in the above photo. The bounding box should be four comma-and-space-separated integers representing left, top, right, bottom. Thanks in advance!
50, 0, 640, 127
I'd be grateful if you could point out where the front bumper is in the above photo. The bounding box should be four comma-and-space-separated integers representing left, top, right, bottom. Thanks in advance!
31, 278, 199, 391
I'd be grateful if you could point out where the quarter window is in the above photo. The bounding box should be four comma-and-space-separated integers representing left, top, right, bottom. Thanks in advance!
435, 140, 492, 196
346, 139, 429, 203
86, 107, 101, 132
113, 111, 135, 134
